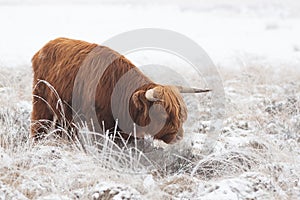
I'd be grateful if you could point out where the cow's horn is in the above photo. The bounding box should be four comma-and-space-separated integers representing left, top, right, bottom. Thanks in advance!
176, 86, 211, 93
145, 87, 161, 102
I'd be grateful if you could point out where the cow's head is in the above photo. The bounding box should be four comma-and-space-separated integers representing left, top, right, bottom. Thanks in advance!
129, 85, 211, 144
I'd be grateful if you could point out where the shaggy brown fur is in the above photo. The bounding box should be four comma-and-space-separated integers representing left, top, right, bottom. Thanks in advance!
31, 37, 187, 144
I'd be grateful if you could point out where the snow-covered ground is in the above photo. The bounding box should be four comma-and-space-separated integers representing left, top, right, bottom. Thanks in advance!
0, 0, 300, 199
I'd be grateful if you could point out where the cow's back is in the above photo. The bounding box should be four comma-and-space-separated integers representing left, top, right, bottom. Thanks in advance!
32, 37, 97, 86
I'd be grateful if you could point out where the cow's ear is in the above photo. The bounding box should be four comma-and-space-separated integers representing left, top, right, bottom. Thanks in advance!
131, 90, 149, 122
131, 90, 145, 110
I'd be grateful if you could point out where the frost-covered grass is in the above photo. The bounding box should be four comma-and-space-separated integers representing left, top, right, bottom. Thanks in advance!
0, 65, 299, 199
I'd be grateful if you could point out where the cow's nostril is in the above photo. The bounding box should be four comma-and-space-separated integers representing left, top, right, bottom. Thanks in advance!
176, 134, 183, 141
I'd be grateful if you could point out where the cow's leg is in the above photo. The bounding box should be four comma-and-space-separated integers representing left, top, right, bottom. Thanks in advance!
54, 103, 77, 140
30, 95, 54, 141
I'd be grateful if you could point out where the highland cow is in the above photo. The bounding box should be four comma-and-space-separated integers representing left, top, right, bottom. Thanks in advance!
31, 38, 210, 144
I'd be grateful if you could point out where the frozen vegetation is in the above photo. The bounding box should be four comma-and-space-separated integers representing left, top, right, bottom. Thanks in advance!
0, 0, 300, 199
0, 64, 299, 200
